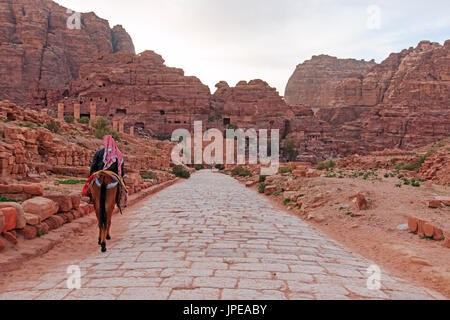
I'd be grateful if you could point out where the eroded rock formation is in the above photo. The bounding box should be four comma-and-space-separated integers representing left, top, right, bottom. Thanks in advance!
284, 41, 450, 161
211, 80, 292, 135
31, 50, 212, 137
0, 0, 135, 105
285, 55, 376, 108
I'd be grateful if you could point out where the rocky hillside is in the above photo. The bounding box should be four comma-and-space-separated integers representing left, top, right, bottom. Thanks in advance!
285, 55, 376, 108
0, 100, 173, 184
285, 41, 450, 160
0, 0, 447, 162
0, 0, 135, 105
30, 50, 212, 137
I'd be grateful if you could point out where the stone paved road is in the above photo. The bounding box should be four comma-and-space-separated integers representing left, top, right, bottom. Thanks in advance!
0, 171, 445, 300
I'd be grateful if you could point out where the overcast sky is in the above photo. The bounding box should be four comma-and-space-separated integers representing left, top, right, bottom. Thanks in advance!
55, 0, 450, 95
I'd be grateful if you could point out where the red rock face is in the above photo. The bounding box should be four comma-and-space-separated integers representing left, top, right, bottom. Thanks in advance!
284, 55, 376, 108
0, 0, 135, 106
211, 80, 292, 134
33, 50, 212, 137
284, 41, 450, 160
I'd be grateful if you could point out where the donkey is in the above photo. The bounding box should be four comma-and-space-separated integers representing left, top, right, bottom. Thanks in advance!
91, 172, 119, 252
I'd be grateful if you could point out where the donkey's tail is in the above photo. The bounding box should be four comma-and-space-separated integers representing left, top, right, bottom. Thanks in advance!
99, 181, 107, 229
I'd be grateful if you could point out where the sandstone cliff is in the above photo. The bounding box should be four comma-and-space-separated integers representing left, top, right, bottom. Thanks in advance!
0, 0, 135, 105
284, 41, 450, 160
284, 55, 376, 108
32, 50, 212, 137
211, 80, 292, 135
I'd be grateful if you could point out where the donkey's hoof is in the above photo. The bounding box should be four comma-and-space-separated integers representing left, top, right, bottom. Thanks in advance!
101, 243, 107, 253
106, 235, 111, 240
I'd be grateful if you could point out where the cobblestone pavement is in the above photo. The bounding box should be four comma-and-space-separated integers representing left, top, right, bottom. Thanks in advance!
0, 171, 445, 300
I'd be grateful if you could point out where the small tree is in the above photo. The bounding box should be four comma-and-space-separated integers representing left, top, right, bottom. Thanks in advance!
64, 115, 74, 123
45, 120, 60, 134
93, 117, 120, 141
282, 139, 298, 162
78, 116, 90, 124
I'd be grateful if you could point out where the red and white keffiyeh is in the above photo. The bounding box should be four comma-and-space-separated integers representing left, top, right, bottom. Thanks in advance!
102, 135, 123, 176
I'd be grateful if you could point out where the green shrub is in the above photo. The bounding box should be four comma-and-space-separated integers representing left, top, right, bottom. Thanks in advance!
258, 175, 267, 183
283, 199, 291, 206
231, 166, 252, 177
141, 171, 158, 180
64, 115, 74, 123
92, 117, 120, 141
258, 183, 268, 193
278, 166, 292, 174
55, 179, 86, 185
45, 120, 60, 133
0, 196, 19, 202
157, 133, 172, 141
78, 116, 90, 124
317, 160, 336, 171
172, 165, 191, 179
282, 139, 298, 162
215, 164, 225, 170
395, 150, 436, 171
194, 164, 205, 171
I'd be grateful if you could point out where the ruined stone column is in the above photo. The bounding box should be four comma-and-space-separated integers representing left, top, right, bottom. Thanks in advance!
129, 126, 134, 136
57, 103, 64, 121
74, 103, 80, 120
112, 119, 118, 132
119, 120, 125, 134
90, 102, 96, 124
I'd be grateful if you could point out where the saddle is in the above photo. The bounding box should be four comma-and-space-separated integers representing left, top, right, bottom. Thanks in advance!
83, 170, 128, 214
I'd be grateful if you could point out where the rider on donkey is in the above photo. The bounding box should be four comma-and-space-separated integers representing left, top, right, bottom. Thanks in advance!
89, 135, 125, 178
86, 135, 127, 209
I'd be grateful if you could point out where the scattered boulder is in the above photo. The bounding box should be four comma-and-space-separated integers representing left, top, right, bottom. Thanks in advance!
0, 207, 18, 233
19, 225, 38, 240
264, 185, 279, 195
423, 222, 435, 238
2, 231, 18, 244
24, 213, 41, 226
0, 202, 26, 229
355, 193, 368, 210
433, 227, 445, 241
23, 184, 44, 196
70, 192, 81, 209
22, 197, 58, 220
408, 217, 418, 233
44, 193, 73, 213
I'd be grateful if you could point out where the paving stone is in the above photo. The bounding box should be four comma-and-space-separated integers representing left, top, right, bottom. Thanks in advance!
0, 171, 442, 300
170, 288, 220, 300
193, 277, 237, 289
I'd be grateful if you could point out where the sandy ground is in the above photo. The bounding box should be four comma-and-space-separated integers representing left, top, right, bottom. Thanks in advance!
262, 171, 450, 298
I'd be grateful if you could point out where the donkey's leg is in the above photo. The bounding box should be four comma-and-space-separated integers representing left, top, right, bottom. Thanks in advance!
100, 226, 107, 252
106, 220, 111, 240
98, 227, 102, 245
